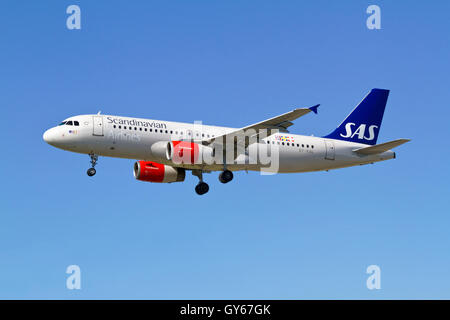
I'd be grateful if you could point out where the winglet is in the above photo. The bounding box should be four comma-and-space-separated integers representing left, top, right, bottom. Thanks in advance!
309, 104, 319, 114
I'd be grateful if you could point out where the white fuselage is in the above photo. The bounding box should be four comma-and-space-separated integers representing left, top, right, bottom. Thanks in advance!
43, 114, 395, 173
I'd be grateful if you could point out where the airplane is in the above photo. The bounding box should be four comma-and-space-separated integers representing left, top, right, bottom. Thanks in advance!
43, 88, 410, 195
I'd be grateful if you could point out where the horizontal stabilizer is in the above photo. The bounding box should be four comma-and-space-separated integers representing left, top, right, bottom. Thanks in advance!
353, 139, 411, 155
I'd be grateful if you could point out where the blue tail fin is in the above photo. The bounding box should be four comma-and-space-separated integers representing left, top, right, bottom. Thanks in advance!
323, 88, 389, 145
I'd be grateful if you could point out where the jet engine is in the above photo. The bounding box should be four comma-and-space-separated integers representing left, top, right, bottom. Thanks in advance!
133, 161, 185, 183
150, 141, 214, 164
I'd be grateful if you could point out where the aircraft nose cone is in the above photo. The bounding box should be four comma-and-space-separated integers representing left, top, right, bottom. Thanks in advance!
43, 129, 55, 144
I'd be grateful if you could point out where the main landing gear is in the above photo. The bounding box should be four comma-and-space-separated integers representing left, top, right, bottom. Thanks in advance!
87, 153, 98, 177
192, 170, 209, 195
192, 169, 234, 195
195, 182, 209, 195
218, 170, 233, 184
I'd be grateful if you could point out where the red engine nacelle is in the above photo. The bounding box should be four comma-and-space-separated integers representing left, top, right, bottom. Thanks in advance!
170, 141, 215, 164
134, 161, 185, 183
150, 141, 214, 165
170, 141, 200, 164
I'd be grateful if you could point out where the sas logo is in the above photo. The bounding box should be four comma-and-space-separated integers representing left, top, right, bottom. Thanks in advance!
340, 123, 378, 141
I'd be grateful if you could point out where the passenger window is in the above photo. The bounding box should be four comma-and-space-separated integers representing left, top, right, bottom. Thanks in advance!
145, 128, 147, 132
287, 143, 289, 146
282, 142, 285, 146
113, 125, 116, 128
119, 126, 121, 129
307, 145, 309, 148
170, 130, 173, 134
129, 127, 132, 130
302, 144, 304, 148
150, 129, 152, 132
297, 144, 299, 147
311, 145, 314, 149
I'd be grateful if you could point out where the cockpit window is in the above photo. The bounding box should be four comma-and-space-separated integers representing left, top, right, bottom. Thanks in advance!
66, 121, 73, 125
74, 121, 79, 126
58, 121, 67, 126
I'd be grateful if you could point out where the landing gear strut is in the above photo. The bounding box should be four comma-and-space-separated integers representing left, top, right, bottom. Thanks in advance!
192, 170, 209, 195
219, 170, 233, 184
87, 153, 98, 177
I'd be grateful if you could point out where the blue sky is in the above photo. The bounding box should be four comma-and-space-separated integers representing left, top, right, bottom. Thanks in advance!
0, 0, 449, 299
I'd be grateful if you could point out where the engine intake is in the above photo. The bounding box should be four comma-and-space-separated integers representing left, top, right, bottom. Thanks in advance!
134, 161, 185, 183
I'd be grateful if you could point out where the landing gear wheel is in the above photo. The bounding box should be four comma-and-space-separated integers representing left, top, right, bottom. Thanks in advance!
87, 153, 99, 177
219, 170, 233, 184
195, 182, 209, 195
87, 168, 96, 177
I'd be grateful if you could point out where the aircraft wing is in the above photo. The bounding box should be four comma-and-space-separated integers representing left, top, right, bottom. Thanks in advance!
202, 105, 319, 158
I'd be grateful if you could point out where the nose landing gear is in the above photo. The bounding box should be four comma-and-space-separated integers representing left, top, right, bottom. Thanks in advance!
87, 168, 96, 176
87, 153, 98, 177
